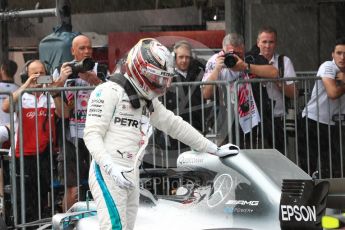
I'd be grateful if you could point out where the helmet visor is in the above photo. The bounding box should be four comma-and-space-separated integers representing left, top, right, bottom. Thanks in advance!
143, 64, 174, 90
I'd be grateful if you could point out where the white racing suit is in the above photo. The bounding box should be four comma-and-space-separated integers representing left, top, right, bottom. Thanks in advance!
83, 81, 215, 230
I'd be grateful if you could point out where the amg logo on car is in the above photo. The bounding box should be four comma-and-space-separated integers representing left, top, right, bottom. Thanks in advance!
225, 200, 259, 206
114, 117, 139, 128
280, 205, 316, 222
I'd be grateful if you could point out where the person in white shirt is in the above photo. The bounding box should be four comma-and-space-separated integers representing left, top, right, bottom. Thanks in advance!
0, 60, 19, 148
52, 34, 103, 211
202, 33, 278, 147
256, 26, 298, 154
301, 37, 345, 178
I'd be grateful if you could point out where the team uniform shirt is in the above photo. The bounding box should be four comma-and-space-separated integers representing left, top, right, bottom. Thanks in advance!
53, 63, 98, 138
84, 81, 214, 230
265, 53, 297, 117
15, 92, 56, 157
302, 60, 345, 125
0, 81, 19, 125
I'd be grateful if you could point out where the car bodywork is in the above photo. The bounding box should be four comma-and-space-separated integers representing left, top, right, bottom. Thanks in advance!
50, 148, 320, 230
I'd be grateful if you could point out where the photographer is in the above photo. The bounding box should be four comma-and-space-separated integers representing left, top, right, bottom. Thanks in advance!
202, 33, 278, 146
2, 59, 69, 222
202, 33, 277, 99
52, 34, 104, 211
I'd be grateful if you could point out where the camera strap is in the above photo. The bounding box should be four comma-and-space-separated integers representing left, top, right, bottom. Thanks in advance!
278, 54, 285, 78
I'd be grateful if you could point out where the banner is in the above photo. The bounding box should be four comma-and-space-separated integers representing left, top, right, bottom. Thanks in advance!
238, 74, 260, 134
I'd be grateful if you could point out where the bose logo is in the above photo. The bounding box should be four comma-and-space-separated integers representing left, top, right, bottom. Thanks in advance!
280, 205, 316, 222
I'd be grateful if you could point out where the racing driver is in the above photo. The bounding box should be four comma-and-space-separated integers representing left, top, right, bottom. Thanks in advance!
83, 38, 236, 230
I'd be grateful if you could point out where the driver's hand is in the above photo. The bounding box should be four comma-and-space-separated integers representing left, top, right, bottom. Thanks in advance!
214, 143, 239, 158
100, 157, 134, 189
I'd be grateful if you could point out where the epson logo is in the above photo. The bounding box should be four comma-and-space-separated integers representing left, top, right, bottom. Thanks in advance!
280, 205, 316, 222
225, 200, 259, 206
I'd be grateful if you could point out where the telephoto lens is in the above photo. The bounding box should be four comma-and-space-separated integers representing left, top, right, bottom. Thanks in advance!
68, 58, 95, 78
71, 58, 95, 74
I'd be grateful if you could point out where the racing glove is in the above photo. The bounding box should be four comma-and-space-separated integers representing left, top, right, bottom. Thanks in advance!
207, 142, 240, 158
100, 156, 134, 189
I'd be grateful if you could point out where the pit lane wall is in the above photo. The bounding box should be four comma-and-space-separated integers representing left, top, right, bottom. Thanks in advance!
1, 73, 345, 228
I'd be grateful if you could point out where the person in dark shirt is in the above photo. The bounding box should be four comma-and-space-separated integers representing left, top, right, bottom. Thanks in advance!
167, 40, 205, 132
156, 40, 208, 163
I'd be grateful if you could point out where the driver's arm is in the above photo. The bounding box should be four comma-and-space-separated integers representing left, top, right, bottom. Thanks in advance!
150, 98, 214, 153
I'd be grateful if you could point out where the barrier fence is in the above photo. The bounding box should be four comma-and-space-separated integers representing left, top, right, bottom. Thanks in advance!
1, 71, 345, 228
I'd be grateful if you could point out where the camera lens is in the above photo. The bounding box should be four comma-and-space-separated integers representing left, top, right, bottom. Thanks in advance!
224, 53, 237, 68
68, 58, 96, 78
72, 58, 95, 74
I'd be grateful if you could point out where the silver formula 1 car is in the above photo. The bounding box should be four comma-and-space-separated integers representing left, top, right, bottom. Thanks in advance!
50, 148, 345, 230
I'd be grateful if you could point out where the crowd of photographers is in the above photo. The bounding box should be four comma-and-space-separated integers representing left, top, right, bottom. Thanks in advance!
201, 27, 345, 180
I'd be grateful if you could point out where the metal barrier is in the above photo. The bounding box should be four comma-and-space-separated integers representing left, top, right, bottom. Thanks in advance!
2, 71, 345, 228
157, 73, 343, 180
296, 71, 317, 112
0, 92, 17, 228
1, 86, 95, 229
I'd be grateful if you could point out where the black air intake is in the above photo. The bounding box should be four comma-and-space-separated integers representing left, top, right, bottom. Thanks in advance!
280, 179, 329, 230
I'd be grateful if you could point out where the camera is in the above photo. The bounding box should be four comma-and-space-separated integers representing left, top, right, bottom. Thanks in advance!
224, 52, 238, 68
67, 58, 95, 78
36, 75, 53, 84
